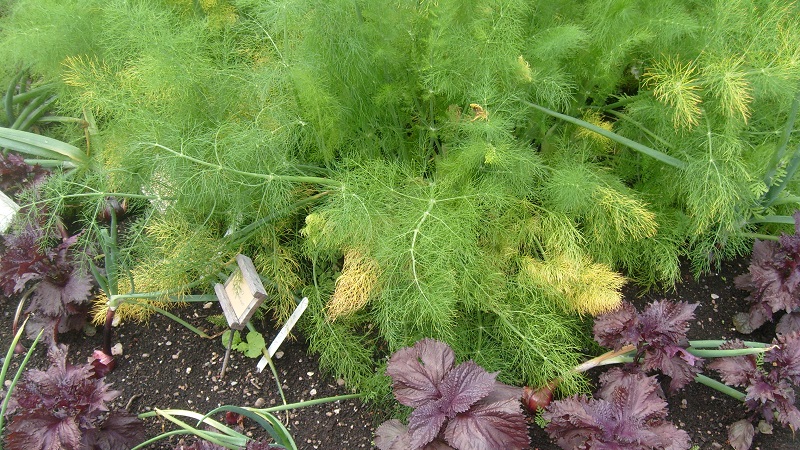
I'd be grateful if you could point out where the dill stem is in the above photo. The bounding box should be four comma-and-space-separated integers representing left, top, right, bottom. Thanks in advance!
147, 143, 342, 187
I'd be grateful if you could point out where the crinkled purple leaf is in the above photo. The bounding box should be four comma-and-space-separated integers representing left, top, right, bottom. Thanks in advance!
436, 360, 497, 417
544, 368, 689, 450
773, 392, 800, 430
641, 346, 702, 392
647, 423, 692, 450
375, 420, 454, 450
80, 411, 147, 450
6, 411, 82, 450
776, 312, 800, 335
408, 401, 448, 448
727, 419, 755, 450
481, 381, 523, 406
707, 341, 759, 387
375, 420, 413, 450
444, 397, 529, 450
765, 332, 800, 384
597, 368, 668, 421
733, 305, 771, 335
543, 395, 604, 449
0, 152, 48, 195
745, 379, 781, 403
387, 338, 455, 408
594, 301, 639, 349
7, 345, 126, 450
637, 300, 696, 348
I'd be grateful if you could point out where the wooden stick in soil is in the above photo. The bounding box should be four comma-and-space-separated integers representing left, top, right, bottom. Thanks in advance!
219, 329, 235, 380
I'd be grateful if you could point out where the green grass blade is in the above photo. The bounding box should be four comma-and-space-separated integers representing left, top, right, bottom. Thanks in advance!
523, 101, 688, 169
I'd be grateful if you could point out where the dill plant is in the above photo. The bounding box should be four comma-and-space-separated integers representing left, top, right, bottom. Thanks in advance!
1, 0, 799, 403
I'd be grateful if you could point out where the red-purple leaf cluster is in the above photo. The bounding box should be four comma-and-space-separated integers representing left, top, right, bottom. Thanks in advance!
0, 221, 93, 344
374, 338, 529, 450
594, 300, 702, 392
734, 211, 800, 335
5, 345, 145, 450
707, 333, 800, 450
543, 368, 690, 450
0, 152, 48, 196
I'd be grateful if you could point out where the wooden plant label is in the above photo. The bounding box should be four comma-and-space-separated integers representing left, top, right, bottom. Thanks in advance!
215, 254, 267, 330
257, 297, 309, 373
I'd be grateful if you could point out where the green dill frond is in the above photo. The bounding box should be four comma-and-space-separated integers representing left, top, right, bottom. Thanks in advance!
644, 56, 704, 129
702, 55, 753, 124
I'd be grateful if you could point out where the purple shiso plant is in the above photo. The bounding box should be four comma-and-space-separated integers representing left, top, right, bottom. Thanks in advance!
374, 338, 529, 450
0, 219, 93, 346
542, 367, 690, 450
524, 300, 800, 450
733, 211, 800, 335
4, 345, 145, 450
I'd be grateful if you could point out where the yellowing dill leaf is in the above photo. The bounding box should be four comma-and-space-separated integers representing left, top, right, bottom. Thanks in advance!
327, 249, 381, 321
644, 57, 703, 129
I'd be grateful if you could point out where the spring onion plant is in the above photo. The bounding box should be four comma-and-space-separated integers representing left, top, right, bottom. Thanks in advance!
135, 393, 362, 450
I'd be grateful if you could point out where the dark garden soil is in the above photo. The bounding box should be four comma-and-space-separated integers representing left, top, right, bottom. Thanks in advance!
1, 256, 798, 450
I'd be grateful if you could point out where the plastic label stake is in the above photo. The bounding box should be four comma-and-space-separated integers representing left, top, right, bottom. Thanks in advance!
257, 297, 309, 373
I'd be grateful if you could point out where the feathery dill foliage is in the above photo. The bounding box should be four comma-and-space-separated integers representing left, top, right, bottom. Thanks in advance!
2, 0, 800, 399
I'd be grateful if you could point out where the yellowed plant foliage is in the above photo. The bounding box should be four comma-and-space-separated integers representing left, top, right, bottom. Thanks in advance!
521, 253, 624, 315
327, 249, 381, 321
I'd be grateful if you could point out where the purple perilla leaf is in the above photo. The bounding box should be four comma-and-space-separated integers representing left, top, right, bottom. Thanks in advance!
374, 419, 454, 450
380, 339, 528, 450
735, 214, 800, 334
637, 301, 696, 348
764, 332, 800, 384
443, 396, 529, 450
706, 340, 760, 387
5, 345, 145, 450
387, 338, 455, 408
436, 360, 497, 417
594, 300, 701, 391
543, 368, 690, 450
727, 419, 755, 450
594, 301, 639, 350
776, 312, 800, 335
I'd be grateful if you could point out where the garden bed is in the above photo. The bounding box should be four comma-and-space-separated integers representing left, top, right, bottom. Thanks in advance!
1, 256, 796, 450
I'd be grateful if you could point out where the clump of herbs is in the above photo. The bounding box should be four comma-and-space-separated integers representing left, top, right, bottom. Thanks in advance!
4, 345, 145, 449
543, 367, 691, 450
374, 338, 529, 450
733, 211, 800, 335
707, 332, 800, 450
0, 219, 93, 344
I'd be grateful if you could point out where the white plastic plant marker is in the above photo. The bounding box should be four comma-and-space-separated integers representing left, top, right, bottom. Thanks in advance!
257, 297, 309, 373
215, 254, 268, 330
0, 189, 19, 233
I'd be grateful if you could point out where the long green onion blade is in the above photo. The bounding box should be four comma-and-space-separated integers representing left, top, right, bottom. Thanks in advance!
687, 346, 774, 358
694, 374, 746, 401
523, 101, 688, 169
0, 328, 43, 432
150, 409, 245, 449
0, 127, 88, 165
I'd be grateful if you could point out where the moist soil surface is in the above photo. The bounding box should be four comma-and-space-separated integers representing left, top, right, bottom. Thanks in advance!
1, 256, 798, 450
